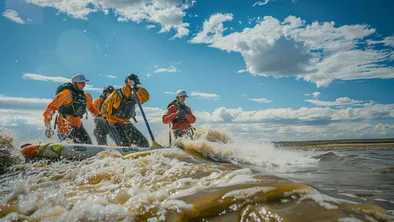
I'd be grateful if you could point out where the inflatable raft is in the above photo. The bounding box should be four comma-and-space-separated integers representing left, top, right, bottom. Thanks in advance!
20, 143, 150, 160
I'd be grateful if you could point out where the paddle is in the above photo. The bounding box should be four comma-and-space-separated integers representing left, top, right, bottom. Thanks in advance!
169, 123, 172, 146
106, 121, 120, 146
131, 85, 164, 149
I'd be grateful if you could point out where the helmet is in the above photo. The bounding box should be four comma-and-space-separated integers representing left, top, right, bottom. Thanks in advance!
103, 85, 114, 94
71, 74, 89, 83
176, 90, 188, 97
125, 74, 141, 85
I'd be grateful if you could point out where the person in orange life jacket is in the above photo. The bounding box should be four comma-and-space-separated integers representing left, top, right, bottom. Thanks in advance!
93, 85, 116, 145
162, 90, 196, 139
102, 74, 150, 147
43, 74, 106, 144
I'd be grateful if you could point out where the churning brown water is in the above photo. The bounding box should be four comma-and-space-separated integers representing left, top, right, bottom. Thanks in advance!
1, 129, 393, 221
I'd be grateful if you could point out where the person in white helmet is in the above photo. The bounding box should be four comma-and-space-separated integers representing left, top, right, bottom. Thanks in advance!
43, 74, 105, 144
162, 90, 196, 139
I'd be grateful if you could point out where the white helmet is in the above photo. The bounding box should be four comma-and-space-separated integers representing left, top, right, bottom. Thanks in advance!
176, 90, 188, 97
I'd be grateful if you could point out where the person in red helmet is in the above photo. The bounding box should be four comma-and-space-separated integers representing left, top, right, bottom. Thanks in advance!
162, 90, 196, 139
102, 74, 150, 147
93, 85, 115, 145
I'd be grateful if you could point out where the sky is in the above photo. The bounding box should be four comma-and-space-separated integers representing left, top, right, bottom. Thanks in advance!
1, 0, 394, 143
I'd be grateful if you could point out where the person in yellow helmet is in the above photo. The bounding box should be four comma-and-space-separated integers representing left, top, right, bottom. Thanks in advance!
102, 74, 150, 147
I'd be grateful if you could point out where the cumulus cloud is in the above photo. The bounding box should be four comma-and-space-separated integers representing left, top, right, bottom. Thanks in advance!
304, 92, 321, 99
248, 98, 272, 103
194, 104, 394, 124
145, 24, 156, 30
154, 66, 177, 73
305, 97, 363, 107
0, 95, 51, 108
106, 75, 118, 78
190, 15, 394, 87
253, 0, 272, 7
189, 13, 233, 44
2, 96, 394, 140
190, 92, 220, 100
22, 73, 102, 92
25, 0, 194, 38
2, 9, 27, 24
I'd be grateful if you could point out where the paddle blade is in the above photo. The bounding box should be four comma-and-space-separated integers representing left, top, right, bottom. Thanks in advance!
122, 151, 154, 160
151, 140, 164, 149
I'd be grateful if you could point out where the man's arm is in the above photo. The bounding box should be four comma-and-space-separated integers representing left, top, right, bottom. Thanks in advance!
162, 105, 178, 124
93, 97, 103, 112
86, 93, 101, 117
185, 107, 196, 124
43, 90, 72, 125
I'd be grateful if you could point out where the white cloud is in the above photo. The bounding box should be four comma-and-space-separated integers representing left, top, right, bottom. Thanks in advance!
189, 13, 233, 44
22, 73, 102, 92
23, 73, 69, 83
305, 97, 363, 107
237, 69, 246, 73
2, 9, 26, 24
248, 98, 272, 103
106, 75, 118, 78
2, 101, 394, 141
0, 109, 43, 127
368, 36, 394, 48
154, 66, 177, 73
165, 91, 176, 95
25, 0, 193, 38
145, 24, 156, 30
253, 0, 271, 7
190, 15, 394, 87
190, 92, 220, 100
0, 95, 51, 109
194, 104, 394, 125
304, 92, 321, 99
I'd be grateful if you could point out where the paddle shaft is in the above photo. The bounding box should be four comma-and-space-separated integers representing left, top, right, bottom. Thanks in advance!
131, 85, 156, 141
106, 121, 120, 145
169, 123, 172, 146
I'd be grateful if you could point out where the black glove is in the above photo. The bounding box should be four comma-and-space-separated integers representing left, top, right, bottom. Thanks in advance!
178, 110, 186, 119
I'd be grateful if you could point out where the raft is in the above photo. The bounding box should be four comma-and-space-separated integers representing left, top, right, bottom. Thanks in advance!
20, 143, 150, 160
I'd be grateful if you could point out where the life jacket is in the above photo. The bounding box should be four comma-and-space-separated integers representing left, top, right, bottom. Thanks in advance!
112, 88, 136, 120
167, 100, 189, 123
56, 82, 87, 117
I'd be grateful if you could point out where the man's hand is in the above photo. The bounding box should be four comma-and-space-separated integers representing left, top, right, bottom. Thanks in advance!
45, 124, 54, 138
178, 110, 186, 119
98, 114, 107, 122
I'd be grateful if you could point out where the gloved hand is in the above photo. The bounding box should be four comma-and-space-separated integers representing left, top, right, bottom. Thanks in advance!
177, 110, 186, 119
45, 124, 54, 138
98, 114, 107, 122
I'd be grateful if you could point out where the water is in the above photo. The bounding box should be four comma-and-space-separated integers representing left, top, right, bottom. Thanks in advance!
1, 129, 394, 221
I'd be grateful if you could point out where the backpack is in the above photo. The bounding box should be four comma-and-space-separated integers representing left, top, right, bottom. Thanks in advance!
167, 100, 179, 109
56, 82, 76, 95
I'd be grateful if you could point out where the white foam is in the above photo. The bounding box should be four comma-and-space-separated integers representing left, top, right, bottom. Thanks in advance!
189, 136, 317, 168
222, 186, 277, 199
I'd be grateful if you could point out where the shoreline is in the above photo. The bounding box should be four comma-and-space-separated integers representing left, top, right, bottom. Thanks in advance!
275, 142, 394, 148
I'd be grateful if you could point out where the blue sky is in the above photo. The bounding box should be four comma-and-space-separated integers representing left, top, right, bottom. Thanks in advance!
1, 0, 394, 142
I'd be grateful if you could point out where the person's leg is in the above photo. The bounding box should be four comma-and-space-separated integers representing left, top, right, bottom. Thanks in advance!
71, 126, 92, 144
124, 124, 149, 147
112, 123, 131, 146
94, 120, 108, 145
